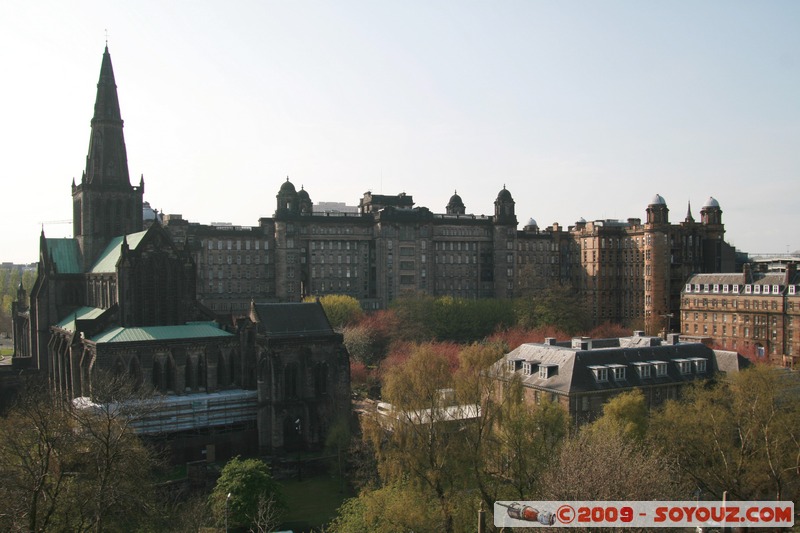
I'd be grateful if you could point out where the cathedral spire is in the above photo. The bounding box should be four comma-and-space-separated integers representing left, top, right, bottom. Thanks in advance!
685, 201, 695, 223
84, 45, 130, 187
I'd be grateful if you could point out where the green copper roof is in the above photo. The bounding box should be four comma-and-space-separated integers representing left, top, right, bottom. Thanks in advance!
55, 306, 106, 332
90, 323, 233, 344
90, 230, 148, 273
46, 238, 81, 274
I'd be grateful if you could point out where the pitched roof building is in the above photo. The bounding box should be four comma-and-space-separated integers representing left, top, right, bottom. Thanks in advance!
488, 332, 747, 424
11, 47, 350, 460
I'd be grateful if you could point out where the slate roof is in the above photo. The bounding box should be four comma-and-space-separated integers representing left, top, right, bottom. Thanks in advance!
89, 230, 148, 273
686, 271, 791, 288
492, 335, 728, 396
251, 302, 335, 337
46, 238, 81, 274
90, 322, 232, 344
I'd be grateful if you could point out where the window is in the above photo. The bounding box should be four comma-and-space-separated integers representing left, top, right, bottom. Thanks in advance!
522, 362, 532, 376
651, 361, 667, 377
609, 365, 626, 381
674, 359, 692, 375
633, 363, 651, 379
588, 365, 608, 382
790, 286, 796, 295
773, 285, 780, 294
745, 285, 751, 294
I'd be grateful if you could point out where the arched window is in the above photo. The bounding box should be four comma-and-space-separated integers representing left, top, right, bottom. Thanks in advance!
285, 363, 299, 398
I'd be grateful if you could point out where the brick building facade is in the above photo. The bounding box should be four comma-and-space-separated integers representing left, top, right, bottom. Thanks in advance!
681, 261, 800, 367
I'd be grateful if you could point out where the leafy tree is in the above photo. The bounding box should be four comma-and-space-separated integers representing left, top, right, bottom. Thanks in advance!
364, 344, 463, 532
649, 365, 800, 501
305, 294, 363, 329
531, 281, 590, 335
210, 456, 285, 531
389, 294, 437, 342
590, 388, 648, 441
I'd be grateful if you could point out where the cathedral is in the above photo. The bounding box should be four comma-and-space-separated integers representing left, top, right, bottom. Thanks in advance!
12, 47, 351, 460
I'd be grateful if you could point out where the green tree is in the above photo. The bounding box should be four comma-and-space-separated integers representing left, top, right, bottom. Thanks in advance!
533, 281, 590, 334
210, 456, 285, 531
305, 294, 363, 330
650, 365, 800, 501
590, 388, 648, 441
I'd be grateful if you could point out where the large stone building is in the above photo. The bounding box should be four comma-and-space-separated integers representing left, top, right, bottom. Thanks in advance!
681, 260, 800, 367
11, 47, 350, 459
166, 189, 737, 335
488, 332, 746, 425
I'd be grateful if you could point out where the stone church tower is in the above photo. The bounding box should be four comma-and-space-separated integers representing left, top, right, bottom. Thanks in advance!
72, 46, 143, 270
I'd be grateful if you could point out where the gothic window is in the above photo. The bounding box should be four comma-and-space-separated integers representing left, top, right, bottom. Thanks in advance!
285, 363, 299, 398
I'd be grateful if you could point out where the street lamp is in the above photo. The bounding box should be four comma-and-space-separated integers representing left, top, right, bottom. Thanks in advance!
226, 492, 231, 533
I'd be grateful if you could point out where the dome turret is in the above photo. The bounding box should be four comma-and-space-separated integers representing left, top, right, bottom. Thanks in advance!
446, 190, 466, 215
276, 177, 300, 217
646, 193, 669, 224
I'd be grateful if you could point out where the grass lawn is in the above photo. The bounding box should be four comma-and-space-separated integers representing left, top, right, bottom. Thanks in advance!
280, 474, 354, 532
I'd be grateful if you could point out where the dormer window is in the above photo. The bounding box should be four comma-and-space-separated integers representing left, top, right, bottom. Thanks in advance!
790, 286, 796, 295
713, 284, 720, 293
723, 284, 729, 293
650, 361, 668, 377
539, 364, 557, 379
633, 362, 651, 379
733, 285, 740, 293
694, 284, 701, 292
608, 364, 626, 381
704, 284, 710, 292
688, 358, 707, 373
673, 359, 692, 375
745, 285, 752, 294
522, 362, 533, 376
685, 283, 692, 293
773, 285, 780, 294
588, 365, 608, 383
754, 285, 761, 294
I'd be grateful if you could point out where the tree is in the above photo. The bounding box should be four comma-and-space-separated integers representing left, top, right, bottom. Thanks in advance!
589, 388, 648, 441
540, 424, 686, 513
0, 378, 75, 532
531, 281, 591, 335
649, 365, 800, 501
363, 344, 464, 533
306, 294, 363, 329
210, 457, 285, 531
67, 371, 161, 532
0, 374, 161, 532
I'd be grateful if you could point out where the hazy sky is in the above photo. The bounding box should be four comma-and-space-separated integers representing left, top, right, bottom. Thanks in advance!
2, 1, 798, 264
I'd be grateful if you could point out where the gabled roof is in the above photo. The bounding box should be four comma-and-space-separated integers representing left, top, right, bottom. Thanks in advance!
89, 230, 148, 273
251, 302, 335, 337
90, 322, 232, 344
46, 238, 81, 274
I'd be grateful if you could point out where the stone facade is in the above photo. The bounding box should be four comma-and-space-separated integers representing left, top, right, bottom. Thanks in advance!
681, 261, 800, 367
11, 47, 351, 457
169, 190, 736, 335
489, 332, 747, 425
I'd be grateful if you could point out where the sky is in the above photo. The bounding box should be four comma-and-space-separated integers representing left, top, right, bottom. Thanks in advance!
1, 1, 798, 264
